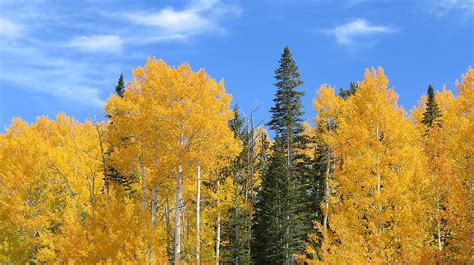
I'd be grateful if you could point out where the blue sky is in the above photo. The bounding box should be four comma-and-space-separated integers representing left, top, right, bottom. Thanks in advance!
0, 0, 473, 131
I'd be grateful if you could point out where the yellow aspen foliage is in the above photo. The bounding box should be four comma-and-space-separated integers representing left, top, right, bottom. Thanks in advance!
411, 67, 473, 263
307, 68, 430, 264
0, 114, 107, 262
300, 122, 316, 159
104, 57, 240, 264
1, 57, 470, 264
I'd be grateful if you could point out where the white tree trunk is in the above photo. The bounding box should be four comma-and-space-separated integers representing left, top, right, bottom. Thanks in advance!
165, 199, 173, 263
141, 159, 146, 210
174, 164, 183, 265
196, 164, 201, 265
182, 204, 186, 256
215, 176, 221, 265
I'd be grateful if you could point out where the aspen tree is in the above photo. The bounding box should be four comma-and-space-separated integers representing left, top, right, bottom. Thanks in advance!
412, 67, 473, 263
307, 68, 429, 263
106, 58, 239, 264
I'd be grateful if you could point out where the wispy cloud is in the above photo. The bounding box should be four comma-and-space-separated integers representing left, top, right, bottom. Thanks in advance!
125, 0, 241, 40
430, 0, 474, 15
0, 0, 241, 108
328, 18, 395, 46
0, 45, 108, 106
0, 17, 22, 38
66, 35, 123, 53
127, 8, 212, 33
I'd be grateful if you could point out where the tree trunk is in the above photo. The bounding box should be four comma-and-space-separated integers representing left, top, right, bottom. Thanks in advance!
174, 164, 183, 265
50, 164, 75, 200
140, 158, 146, 210
165, 199, 173, 264
182, 203, 186, 259
95, 123, 109, 192
215, 175, 221, 265
437, 202, 443, 251
151, 186, 158, 228
247, 118, 255, 259
324, 152, 331, 230
196, 163, 201, 265
376, 127, 382, 235
285, 126, 291, 265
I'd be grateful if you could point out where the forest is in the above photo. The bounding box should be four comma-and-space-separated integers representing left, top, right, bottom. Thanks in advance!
0, 47, 472, 264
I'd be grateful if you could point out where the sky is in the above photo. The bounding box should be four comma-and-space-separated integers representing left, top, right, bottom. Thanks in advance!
0, 0, 473, 131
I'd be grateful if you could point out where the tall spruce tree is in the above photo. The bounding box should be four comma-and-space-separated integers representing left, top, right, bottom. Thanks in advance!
422, 85, 442, 127
115, 73, 125, 98
267, 46, 305, 161
253, 46, 309, 264
253, 141, 289, 264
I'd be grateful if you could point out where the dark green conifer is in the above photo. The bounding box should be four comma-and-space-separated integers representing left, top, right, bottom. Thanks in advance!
268, 46, 305, 154
221, 106, 255, 264
422, 85, 442, 127
339, 82, 357, 99
115, 73, 125, 97
252, 141, 289, 264
253, 46, 310, 264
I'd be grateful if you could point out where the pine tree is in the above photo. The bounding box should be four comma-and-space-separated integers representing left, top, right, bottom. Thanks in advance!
115, 73, 125, 97
221, 106, 253, 264
105, 73, 134, 193
268, 46, 305, 156
307, 144, 328, 229
252, 141, 288, 264
422, 85, 442, 127
253, 46, 309, 264
339, 82, 357, 99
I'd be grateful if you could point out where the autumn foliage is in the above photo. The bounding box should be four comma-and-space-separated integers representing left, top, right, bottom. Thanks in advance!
0, 57, 472, 264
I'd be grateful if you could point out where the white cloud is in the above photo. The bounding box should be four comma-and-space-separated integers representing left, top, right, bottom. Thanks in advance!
0, 45, 107, 106
125, 0, 241, 39
126, 33, 188, 46
431, 0, 474, 14
0, 17, 21, 38
127, 8, 212, 33
66, 35, 122, 53
328, 18, 395, 46
0, 0, 242, 108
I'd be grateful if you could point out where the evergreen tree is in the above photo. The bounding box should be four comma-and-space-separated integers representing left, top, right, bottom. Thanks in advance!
104, 73, 135, 194
267, 46, 305, 156
253, 46, 309, 264
253, 139, 309, 264
252, 141, 288, 264
307, 144, 328, 225
115, 73, 125, 97
422, 85, 442, 127
221, 106, 255, 264
339, 82, 357, 99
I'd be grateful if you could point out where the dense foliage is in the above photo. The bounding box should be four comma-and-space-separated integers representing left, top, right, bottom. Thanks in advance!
0, 51, 472, 264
